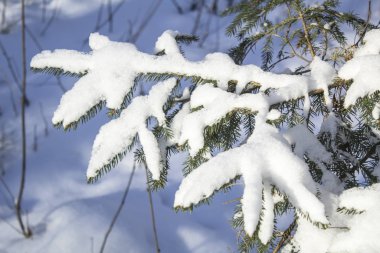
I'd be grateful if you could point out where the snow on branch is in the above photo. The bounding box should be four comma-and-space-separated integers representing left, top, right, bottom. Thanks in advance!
287, 184, 380, 253
174, 123, 329, 236
30, 29, 380, 241
87, 78, 176, 182
31, 30, 336, 130
339, 29, 380, 108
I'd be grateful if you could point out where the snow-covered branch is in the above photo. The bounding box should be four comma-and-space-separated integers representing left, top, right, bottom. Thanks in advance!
30, 28, 380, 248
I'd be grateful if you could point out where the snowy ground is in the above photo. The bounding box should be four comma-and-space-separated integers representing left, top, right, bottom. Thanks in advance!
0, 0, 378, 253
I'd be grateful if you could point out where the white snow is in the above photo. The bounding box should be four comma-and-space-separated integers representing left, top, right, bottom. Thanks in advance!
31, 30, 339, 130
354, 29, 380, 57
284, 124, 332, 163
286, 184, 380, 253
87, 78, 176, 180
266, 109, 281, 120
258, 182, 274, 244
170, 102, 190, 145
339, 29, 380, 108
178, 84, 268, 156
309, 57, 336, 109
175, 124, 328, 236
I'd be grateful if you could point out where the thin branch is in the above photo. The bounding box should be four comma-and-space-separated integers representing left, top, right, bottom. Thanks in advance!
296, 2, 315, 58
15, 0, 31, 238
0, 214, 22, 234
191, 0, 204, 35
40, 2, 58, 36
99, 162, 136, 253
266, 56, 292, 71
94, 0, 105, 31
272, 218, 297, 253
26, 24, 66, 92
0, 68, 18, 115
95, 0, 127, 32
0, 40, 21, 91
283, 35, 311, 63
128, 0, 163, 43
39, 102, 49, 136
25, 24, 43, 51
107, 0, 113, 33
355, 0, 372, 47
41, 0, 47, 22
144, 161, 161, 253
0, 175, 15, 202
1, 0, 6, 26
170, 0, 183, 14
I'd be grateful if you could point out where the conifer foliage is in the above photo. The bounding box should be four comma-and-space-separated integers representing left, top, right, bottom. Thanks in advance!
31, 0, 380, 252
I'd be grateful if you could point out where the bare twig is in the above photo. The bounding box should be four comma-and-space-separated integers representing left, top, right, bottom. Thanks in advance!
191, 0, 204, 35
55, 75, 66, 92
0, 40, 21, 91
25, 24, 43, 50
99, 162, 136, 253
41, 0, 47, 22
144, 161, 160, 253
39, 102, 49, 136
1, 0, 6, 26
266, 56, 292, 71
198, 9, 212, 47
40, 2, 58, 36
128, 0, 163, 43
32, 125, 37, 152
0, 68, 19, 116
15, 0, 31, 238
95, 0, 127, 32
170, 0, 183, 14
355, 0, 372, 46
26, 24, 66, 92
94, 0, 105, 31
107, 0, 113, 33
0, 214, 22, 234
0, 175, 15, 204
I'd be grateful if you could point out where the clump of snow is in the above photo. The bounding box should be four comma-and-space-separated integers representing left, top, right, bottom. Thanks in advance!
89, 32, 111, 50
87, 78, 176, 180
178, 84, 268, 156
170, 102, 190, 145
285, 184, 380, 253
155, 30, 180, 55
319, 112, 339, 137
266, 109, 281, 120
175, 123, 328, 236
309, 57, 336, 109
372, 103, 380, 120
339, 29, 380, 108
354, 29, 380, 57
258, 182, 274, 244
284, 124, 331, 163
